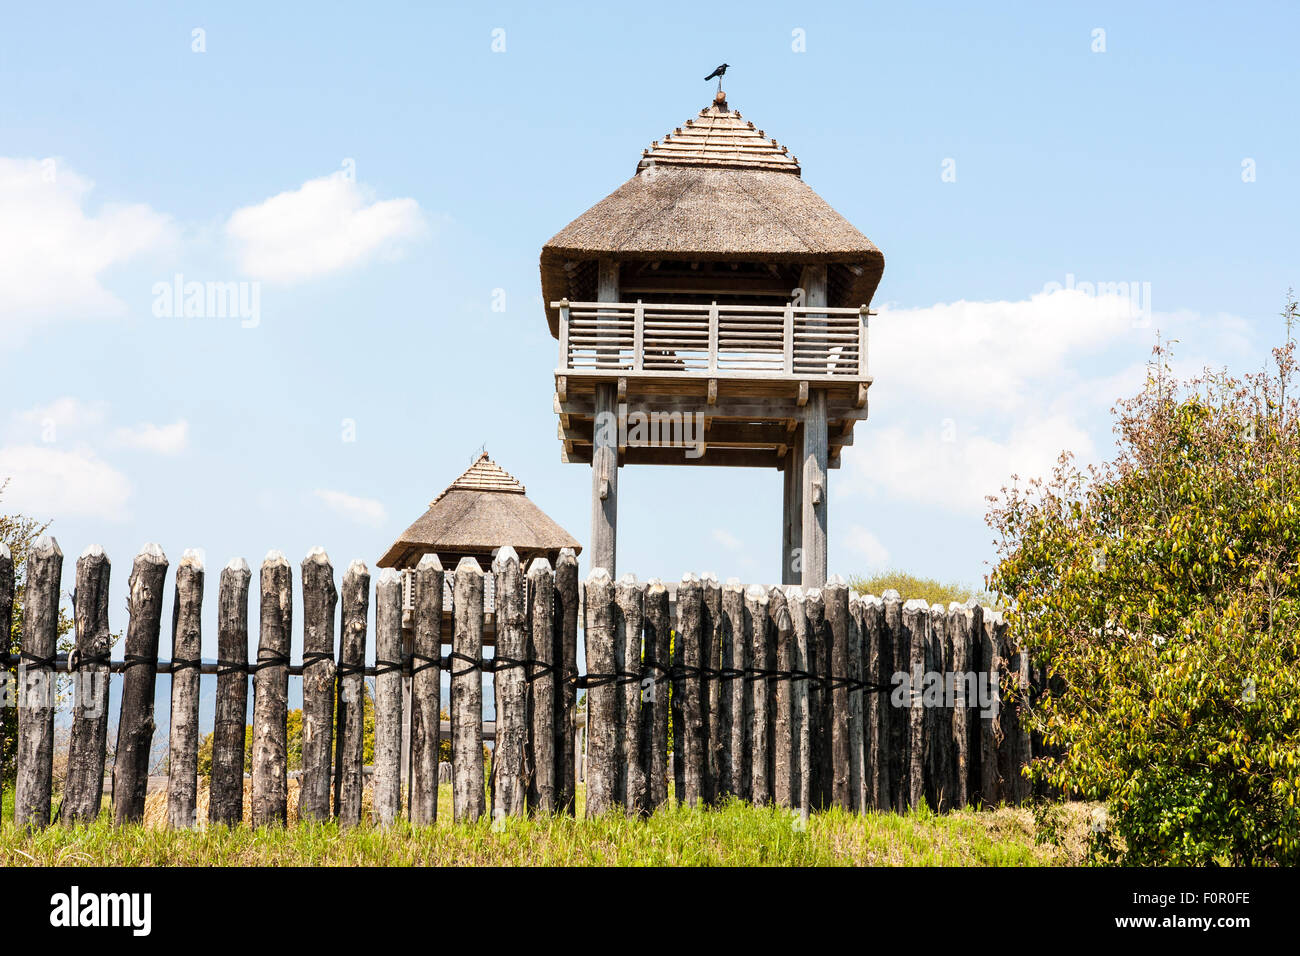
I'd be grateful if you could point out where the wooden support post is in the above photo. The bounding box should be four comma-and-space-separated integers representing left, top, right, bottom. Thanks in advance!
802, 390, 829, 589
167, 550, 204, 829
847, 593, 865, 813
642, 579, 671, 812
554, 548, 579, 814
112, 542, 167, 826
615, 574, 646, 814
947, 601, 975, 809
591, 382, 619, 577
978, 609, 1007, 808
299, 547, 337, 823
805, 587, 830, 810
901, 598, 929, 812
525, 555, 554, 814
786, 586, 811, 815
927, 604, 952, 812
675, 573, 707, 807
824, 577, 851, 810
210, 558, 250, 827
410, 554, 443, 825
583, 567, 616, 816
16, 535, 62, 828
770, 587, 795, 809
493, 548, 528, 819
997, 612, 1032, 806
251, 551, 291, 828
861, 595, 889, 811
373, 569, 403, 826
781, 432, 804, 586
63, 544, 111, 825
451, 557, 486, 822
0, 544, 11, 826
883, 589, 906, 812
719, 579, 747, 801
335, 560, 370, 827
700, 573, 721, 807
745, 584, 772, 805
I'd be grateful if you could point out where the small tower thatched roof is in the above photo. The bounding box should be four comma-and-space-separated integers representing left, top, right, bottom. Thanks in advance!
539, 93, 885, 337
377, 454, 581, 570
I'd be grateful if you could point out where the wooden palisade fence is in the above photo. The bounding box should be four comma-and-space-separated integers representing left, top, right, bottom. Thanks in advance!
0, 537, 1033, 828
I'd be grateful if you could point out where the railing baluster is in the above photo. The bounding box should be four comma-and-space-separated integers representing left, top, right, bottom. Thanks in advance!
708, 302, 719, 373
633, 300, 644, 372
558, 299, 570, 371
784, 305, 794, 375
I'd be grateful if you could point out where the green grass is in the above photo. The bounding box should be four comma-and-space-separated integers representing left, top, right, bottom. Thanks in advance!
0, 786, 1085, 866
847, 570, 993, 606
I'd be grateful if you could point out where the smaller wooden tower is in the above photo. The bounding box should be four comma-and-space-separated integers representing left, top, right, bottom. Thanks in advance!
540, 89, 884, 586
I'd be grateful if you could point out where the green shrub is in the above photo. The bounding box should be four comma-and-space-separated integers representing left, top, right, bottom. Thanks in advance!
988, 309, 1300, 865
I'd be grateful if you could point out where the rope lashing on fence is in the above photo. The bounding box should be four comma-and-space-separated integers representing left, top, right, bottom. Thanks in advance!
66, 648, 110, 672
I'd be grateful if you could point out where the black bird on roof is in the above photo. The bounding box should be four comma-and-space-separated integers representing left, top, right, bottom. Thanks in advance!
704, 63, 729, 81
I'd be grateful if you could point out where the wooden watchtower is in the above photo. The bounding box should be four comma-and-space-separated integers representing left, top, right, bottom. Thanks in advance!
540, 90, 884, 587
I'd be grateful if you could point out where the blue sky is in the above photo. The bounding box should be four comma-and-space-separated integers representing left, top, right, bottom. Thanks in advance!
1, 0, 1296, 697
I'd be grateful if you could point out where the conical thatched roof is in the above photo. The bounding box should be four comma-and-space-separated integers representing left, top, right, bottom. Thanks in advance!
539, 95, 885, 337
377, 454, 581, 569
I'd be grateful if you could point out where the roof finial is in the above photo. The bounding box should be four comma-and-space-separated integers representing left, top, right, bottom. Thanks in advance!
713, 88, 728, 111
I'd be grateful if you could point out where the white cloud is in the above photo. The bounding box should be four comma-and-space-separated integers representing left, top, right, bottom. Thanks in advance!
227, 174, 425, 282
845, 525, 890, 569
11, 397, 109, 440
111, 420, 189, 455
0, 445, 130, 520
314, 489, 387, 528
711, 528, 743, 551
0, 158, 174, 339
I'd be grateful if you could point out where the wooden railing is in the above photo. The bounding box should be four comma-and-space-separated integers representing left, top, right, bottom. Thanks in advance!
555, 300, 870, 381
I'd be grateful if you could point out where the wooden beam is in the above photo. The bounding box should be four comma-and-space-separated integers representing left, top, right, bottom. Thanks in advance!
559, 419, 852, 449
555, 395, 870, 422
563, 444, 838, 469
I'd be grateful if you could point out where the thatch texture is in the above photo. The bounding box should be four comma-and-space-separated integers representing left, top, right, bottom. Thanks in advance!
377, 454, 581, 569
539, 99, 884, 337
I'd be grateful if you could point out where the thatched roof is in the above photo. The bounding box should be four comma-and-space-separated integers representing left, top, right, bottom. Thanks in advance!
539, 95, 885, 337
377, 454, 581, 569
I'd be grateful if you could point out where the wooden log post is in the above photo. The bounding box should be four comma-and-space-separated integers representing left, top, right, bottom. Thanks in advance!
977, 608, 1005, 807
641, 578, 671, 812
373, 568, 403, 826
805, 587, 830, 810
847, 593, 866, 813
718, 579, 747, 801
769, 587, 795, 809
63, 544, 112, 825
492, 548, 527, 819
553, 548, 579, 815
112, 543, 168, 826
823, 577, 851, 810
786, 586, 811, 815
781, 431, 804, 586
0, 543, 11, 825
451, 557, 486, 822
614, 573, 646, 814
410, 554, 443, 825
801, 393, 829, 590
583, 567, 616, 817
882, 589, 907, 812
947, 601, 977, 809
999, 617, 1033, 806
744, 584, 772, 805
16, 535, 62, 828
297, 548, 338, 822
251, 550, 292, 827
335, 561, 370, 825
525, 556, 554, 814
676, 573, 707, 807
210, 558, 250, 827
166, 550, 204, 829
860, 595, 889, 811
701, 572, 722, 807
901, 598, 929, 812
927, 604, 953, 812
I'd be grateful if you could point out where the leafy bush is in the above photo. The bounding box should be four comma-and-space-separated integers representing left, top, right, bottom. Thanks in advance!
988, 307, 1300, 865
847, 570, 991, 606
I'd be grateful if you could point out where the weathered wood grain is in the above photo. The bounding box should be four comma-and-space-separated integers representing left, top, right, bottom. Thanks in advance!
718, 579, 748, 800
298, 548, 337, 822
492, 548, 527, 819
166, 550, 204, 829
642, 578, 671, 812
524, 555, 554, 814
745, 584, 772, 804
251, 550, 292, 827
410, 553, 443, 825
112, 543, 167, 826
63, 544, 111, 825
0, 543, 11, 826
770, 586, 795, 808
553, 548, 579, 815
335, 560, 369, 826
824, 577, 851, 810
451, 557, 485, 822
16, 535, 62, 828
614, 573, 646, 814
210, 557, 250, 827
700, 572, 721, 807
583, 567, 616, 816
373, 568, 403, 826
